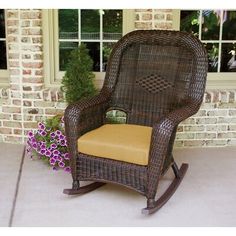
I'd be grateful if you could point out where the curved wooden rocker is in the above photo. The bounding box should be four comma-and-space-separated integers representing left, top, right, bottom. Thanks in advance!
142, 163, 188, 215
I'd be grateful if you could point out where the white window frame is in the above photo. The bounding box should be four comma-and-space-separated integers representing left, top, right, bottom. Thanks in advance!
0, 10, 9, 87
175, 9, 236, 89
43, 9, 135, 89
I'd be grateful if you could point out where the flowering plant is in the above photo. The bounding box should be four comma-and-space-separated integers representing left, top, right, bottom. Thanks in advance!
26, 115, 71, 172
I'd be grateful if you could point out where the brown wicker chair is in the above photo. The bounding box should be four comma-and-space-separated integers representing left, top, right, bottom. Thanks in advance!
63, 30, 208, 214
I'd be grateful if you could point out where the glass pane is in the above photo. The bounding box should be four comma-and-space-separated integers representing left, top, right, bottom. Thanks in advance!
222, 11, 236, 40
102, 42, 115, 72
59, 9, 78, 39
180, 10, 200, 37
81, 10, 100, 40
201, 10, 220, 40
84, 42, 100, 71
0, 9, 5, 38
221, 43, 236, 72
0, 41, 7, 69
204, 43, 219, 72
59, 42, 78, 71
103, 10, 122, 40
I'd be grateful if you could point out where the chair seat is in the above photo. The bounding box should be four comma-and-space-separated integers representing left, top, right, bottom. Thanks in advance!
77, 124, 152, 166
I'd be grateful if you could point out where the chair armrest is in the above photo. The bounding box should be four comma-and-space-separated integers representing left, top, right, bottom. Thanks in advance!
146, 100, 201, 198
64, 91, 111, 179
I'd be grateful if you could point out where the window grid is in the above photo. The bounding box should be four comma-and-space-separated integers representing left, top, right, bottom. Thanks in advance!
58, 9, 121, 72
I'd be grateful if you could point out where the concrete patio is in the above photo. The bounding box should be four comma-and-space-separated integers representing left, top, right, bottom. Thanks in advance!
0, 142, 236, 227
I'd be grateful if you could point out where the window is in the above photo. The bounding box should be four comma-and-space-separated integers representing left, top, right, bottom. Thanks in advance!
0, 9, 8, 85
180, 10, 236, 88
43, 9, 134, 88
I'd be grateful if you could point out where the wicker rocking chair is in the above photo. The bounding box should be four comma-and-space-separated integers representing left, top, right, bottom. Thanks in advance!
63, 30, 208, 214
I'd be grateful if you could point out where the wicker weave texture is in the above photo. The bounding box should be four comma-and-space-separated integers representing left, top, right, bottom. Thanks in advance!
64, 30, 208, 199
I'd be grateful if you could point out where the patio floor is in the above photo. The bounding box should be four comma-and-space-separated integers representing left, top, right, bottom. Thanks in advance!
0, 142, 236, 227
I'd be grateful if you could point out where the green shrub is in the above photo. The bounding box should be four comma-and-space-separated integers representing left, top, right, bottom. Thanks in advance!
61, 43, 97, 104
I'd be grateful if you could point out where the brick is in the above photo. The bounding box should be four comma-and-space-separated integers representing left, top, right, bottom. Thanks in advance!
218, 132, 236, 139
32, 37, 43, 44
23, 92, 42, 99
7, 11, 19, 18
22, 54, 31, 59
228, 125, 236, 131
0, 128, 12, 134
184, 125, 205, 132
23, 101, 32, 107
23, 77, 43, 84
2, 107, 21, 113
10, 69, 20, 76
220, 91, 228, 103
181, 118, 195, 125
195, 133, 216, 139
12, 99, 21, 106
23, 122, 38, 129
205, 140, 227, 147
206, 125, 227, 132
24, 115, 34, 121
3, 121, 22, 128
34, 101, 55, 107
218, 102, 236, 108
218, 117, 236, 123
8, 36, 18, 43
196, 117, 217, 124
206, 110, 228, 116
227, 139, 236, 145
21, 20, 31, 27
183, 140, 205, 147
0, 114, 11, 120
21, 37, 31, 43
229, 110, 236, 116
22, 62, 43, 69
7, 28, 19, 35
23, 86, 32, 91
13, 129, 22, 135
23, 69, 32, 75
34, 54, 43, 60
35, 70, 43, 76
166, 14, 173, 21
8, 53, 20, 59
141, 13, 152, 21
32, 20, 42, 27
20, 11, 41, 19
154, 13, 165, 20
135, 22, 152, 30
204, 92, 212, 103
174, 140, 184, 147
229, 91, 235, 103
4, 136, 23, 143
9, 61, 20, 67
24, 108, 42, 114
21, 45, 42, 52
45, 109, 64, 115
176, 133, 194, 140
154, 22, 172, 30
13, 114, 22, 121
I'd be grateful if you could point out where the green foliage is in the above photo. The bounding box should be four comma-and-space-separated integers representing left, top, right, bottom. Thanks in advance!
61, 43, 97, 104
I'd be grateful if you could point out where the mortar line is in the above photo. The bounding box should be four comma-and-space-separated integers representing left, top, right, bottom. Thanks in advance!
8, 145, 26, 227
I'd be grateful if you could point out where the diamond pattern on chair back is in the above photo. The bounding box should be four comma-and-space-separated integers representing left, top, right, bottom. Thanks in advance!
103, 30, 205, 127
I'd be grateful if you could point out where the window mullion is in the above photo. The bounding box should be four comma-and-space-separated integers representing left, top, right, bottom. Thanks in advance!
198, 10, 202, 41
218, 10, 224, 73
78, 9, 81, 46
100, 9, 103, 72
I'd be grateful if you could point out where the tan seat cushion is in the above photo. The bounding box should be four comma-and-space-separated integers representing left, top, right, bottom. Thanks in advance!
77, 124, 152, 166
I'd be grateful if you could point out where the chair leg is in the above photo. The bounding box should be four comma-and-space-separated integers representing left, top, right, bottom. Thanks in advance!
142, 162, 188, 215
63, 180, 106, 195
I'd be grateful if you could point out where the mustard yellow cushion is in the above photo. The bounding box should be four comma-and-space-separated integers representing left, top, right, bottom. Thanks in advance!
77, 124, 152, 166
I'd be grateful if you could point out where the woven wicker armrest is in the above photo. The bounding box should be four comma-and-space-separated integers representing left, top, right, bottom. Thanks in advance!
146, 100, 201, 197
64, 91, 111, 178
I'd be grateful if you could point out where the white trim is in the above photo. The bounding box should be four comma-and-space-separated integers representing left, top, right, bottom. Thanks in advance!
43, 9, 135, 88
0, 9, 9, 87
178, 9, 236, 88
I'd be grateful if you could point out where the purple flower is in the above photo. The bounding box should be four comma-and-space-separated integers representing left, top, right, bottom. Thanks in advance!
40, 149, 46, 155
64, 166, 71, 173
41, 143, 46, 149
58, 161, 65, 168
55, 130, 62, 136
32, 142, 37, 149
60, 140, 66, 146
40, 130, 47, 136
50, 132, 56, 139
57, 156, 63, 162
45, 149, 52, 157
50, 158, 56, 166
28, 131, 34, 137
53, 150, 60, 156
64, 153, 70, 160
59, 134, 65, 140
38, 122, 46, 131
50, 143, 57, 149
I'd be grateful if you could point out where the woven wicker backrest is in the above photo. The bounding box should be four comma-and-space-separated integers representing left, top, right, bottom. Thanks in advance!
103, 30, 208, 126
